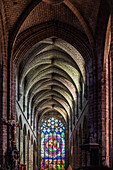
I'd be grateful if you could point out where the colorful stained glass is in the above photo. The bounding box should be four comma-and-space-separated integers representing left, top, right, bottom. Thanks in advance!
41, 117, 65, 170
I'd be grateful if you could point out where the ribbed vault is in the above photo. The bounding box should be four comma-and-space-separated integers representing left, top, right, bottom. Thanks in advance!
17, 37, 86, 125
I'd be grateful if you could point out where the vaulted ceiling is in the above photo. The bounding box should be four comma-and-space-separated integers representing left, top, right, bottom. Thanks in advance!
18, 37, 86, 122
0, 0, 109, 125
1, 0, 104, 48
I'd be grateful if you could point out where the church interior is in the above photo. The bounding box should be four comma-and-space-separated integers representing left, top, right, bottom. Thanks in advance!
0, 0, 112, 169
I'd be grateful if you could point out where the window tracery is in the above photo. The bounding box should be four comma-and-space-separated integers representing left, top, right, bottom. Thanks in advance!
41, 117, 65, 170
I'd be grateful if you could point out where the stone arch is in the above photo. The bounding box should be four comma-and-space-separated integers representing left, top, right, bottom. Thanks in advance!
103, 16, 111, 67
10, 15, 89, 169
12, 21, 92, 66
10, 0, 94, 53
16, 38, 88, 128
42, 0, 64, 5
11, 22, 91, 137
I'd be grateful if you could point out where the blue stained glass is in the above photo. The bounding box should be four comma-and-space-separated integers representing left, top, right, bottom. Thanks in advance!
43, 128, 46, 133
47, 128, 50, 133
41, 117, 65, 170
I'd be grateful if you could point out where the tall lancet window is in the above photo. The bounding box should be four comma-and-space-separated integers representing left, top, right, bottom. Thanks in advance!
41, 117, 65, 170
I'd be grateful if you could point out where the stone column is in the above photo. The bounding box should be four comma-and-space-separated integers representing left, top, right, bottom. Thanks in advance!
82, 133, 87, 167
35, 149, 38, 170
20, 129, 23, 164
82, 150, 86, 167
79, 134, 82, 167
16, 127, 19, 151
0, 12, 8, 166
29, 140, 33, 170
110, 0, 113, 145
73, 139, 76, 169
65, 128, 69, 169
34, 146, 38, 170
33, 143, 37, 170
25, 135, 27, 166
31, 143, 33, 170
27, 136, 29, 170
110, 1, 113, 168
75, 133, 79, 169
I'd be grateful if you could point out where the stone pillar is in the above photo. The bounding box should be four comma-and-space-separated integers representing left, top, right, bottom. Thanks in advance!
82, 132, 87, 167
29, 140, 33, 170
16, 127, 19, 151
73, 140, 76, 169
25, 135, 27, 166
35, 149, 38, 170
82, 150, 86, 167
75, 133, 79, 169
109, 51, 113, 167
110, 0, 113, 150
65, 128, 69, 169
31, 143, 33, 170
35, 146, 38, 170
108, 1, 113, 168
105, 52, 110, 166
27, 136, 29, 170
33, 144, 37, 170
0, 32, 8, 167
20, 129, 23, 164
33, 144, 35, 170
79, 136, 82, 167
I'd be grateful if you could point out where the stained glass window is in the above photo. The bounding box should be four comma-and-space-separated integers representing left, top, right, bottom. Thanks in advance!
41, 117, 65, 170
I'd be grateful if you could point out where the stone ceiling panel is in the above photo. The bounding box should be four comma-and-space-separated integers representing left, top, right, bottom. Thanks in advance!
64, 0, 101, 35
4, 0, 32, 30
17, 38, 86, 122
18, 1, 84, 34
3, 0, 101, 38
